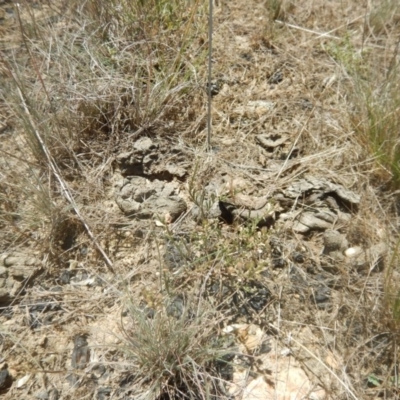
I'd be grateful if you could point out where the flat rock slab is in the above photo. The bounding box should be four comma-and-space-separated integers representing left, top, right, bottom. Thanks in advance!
282, 176, 360, 210
115, 177, 187, 222
274, 176, 360, 233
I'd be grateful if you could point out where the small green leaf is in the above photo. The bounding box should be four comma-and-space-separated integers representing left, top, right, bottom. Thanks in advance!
368, 374, 381, 387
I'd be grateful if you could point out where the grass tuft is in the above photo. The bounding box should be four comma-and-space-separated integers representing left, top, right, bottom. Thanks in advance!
119, 297, 231, 399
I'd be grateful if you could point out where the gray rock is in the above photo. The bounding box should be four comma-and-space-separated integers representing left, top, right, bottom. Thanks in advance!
10, 264, 34, 279
2, 253, 40, 279
35, 390, 49, 400
323, 230, 348, 254
0, 254, 7, 266
167, 296, 185, 319
116, 138, 159, 176
4, 256, 21, 267
0, 286, 12, 303
116, 139, 189, 179
132, 187, 157, 203
148, 195, 187, 221
134, 137, 157, 152
328, 250, 345, 263
347, 242, 388, 272
91, 364, 106, 379
292, 210, 336, 232
0, 369, 11, 390
71, 335, 90, 369
164, 240, 190, 270
165, 164, 186, 179
115, 178, 187, 222
283, 176, 360, 208
313, 286, 331, 307
0, 266, 7, 278
0, 254, 42, 303
97, 387, 112, 400
48, 388, 59, 400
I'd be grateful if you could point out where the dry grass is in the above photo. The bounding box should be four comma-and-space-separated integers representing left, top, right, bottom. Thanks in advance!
118, 297, 232, 400
0, 0, 400, 399
0, 0, 208, 251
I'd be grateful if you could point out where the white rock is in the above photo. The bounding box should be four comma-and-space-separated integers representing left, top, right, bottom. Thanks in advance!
345, 246, 363, 258
16, 374, 31, 388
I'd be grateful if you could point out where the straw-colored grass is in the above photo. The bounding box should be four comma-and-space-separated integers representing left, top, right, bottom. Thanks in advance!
1, 0, 400, 399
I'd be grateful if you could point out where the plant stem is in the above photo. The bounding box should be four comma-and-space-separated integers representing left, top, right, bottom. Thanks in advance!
207, 0, 213, 150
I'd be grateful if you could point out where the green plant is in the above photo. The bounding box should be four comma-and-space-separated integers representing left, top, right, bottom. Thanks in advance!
350, 55, 400, 188
325, 31, 400, 188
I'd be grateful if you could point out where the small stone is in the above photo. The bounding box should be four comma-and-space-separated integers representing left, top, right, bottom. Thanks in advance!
16, 373, 31, 388
97, 387, 112, 400
328, 250, 345, 262
133, 137, 157, 153
312, 287, 330, 308
25, 257, 38, 266
345, 246, 363, 258
10, 265, 33, 279
71, 335, 90, 369
91, 364, 106, 379
272, 258, 285, 269
323, 230, 348, 254
291, 252, 305, 263
167, 296, 184, 319
48, 388, 59, 400
60, 270, 71, 285
293, 210, 336, 232
0, 266, 7, 278
0, 288, 10, 303
4, 256, 20, 267
259, 340, 272, 354
0, 369, 12, 390
35, 390, 49, 400
0, 254, 7, 266
268, 70, 283, 84
66, 373, 79, 387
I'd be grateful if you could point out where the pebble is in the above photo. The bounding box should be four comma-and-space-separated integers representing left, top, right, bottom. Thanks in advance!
344, 246, 363, 258
312, 287, 331, 309
71, 335, 90, 369
16, 374, 31, 388
97, 387, 112, 400
49, 388, 59, 400
323, 230, 348, 254
35, 390, 49, 400
0, 369, 11, 390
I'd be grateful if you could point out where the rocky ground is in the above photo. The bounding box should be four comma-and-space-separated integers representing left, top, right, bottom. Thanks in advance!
1, 0, 400, 399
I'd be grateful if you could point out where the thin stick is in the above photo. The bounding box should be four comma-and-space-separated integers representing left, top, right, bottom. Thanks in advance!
16, 86, 115, 274
207, 0, 213, 150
